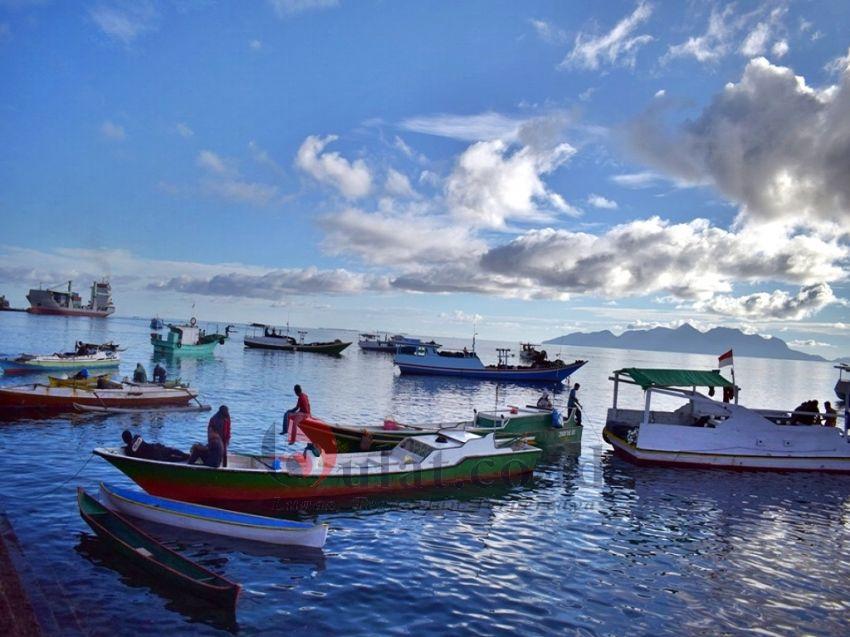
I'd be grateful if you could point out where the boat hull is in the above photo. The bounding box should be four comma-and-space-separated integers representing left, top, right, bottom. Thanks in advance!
77, 489, 240, 610
244, 336, 351, 355
99, 484, 328, 548
93, 448, 541, 505
0, 357, 120, 375
0, 384, 198, 416
152, 340, 220, 355
604, 427, 850, 473
26, 306, 113, 317
396, 359, 586, 383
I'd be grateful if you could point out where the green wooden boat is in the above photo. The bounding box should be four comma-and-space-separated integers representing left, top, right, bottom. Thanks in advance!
297, 407, 583, 453
77, 488, 241, 611
93, 431, 542, 506
151, 319, 230, 355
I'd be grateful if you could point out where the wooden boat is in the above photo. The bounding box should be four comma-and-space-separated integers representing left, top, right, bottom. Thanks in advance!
48, 373, 112, 388
394, 342, 586, 383
99, 483, 328, 548
0, 349, 120, 375
77, 488, 240, 610
0, 383, 200, 416
151, 318, 231, 355
244, 324, 350, 355
297, 407, 582, 453
93, 431, 542, 505
357, 333, 439, 353
75, 403, 211, 414
603, 367, 850, 472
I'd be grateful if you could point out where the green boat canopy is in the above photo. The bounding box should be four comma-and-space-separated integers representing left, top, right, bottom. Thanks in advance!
614, 368, 733, 390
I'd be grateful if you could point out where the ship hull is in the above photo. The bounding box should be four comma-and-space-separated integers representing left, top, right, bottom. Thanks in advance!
27, 306, 114, 317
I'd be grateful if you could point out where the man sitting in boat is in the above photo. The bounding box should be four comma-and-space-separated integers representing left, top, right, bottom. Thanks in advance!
152, 363, 167, 384
122, 430, 189, 462
133, 363, 148, 383
187, 430, 224, 468
281, 384, 311, 443
536, 392, 553, 410
824, 401, 838, 427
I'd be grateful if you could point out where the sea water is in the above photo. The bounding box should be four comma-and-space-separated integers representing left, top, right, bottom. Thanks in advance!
0, 312, 847, 635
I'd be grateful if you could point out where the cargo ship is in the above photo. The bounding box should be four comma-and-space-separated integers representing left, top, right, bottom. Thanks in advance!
26, 280, 115, 317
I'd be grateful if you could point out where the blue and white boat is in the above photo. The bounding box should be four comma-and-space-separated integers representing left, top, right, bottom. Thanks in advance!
99, 483, 328, 548
358, 333, 441, 353
394, 342, 586, 383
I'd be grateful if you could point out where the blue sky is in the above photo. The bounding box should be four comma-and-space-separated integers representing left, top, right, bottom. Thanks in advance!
1, 0, 849, 356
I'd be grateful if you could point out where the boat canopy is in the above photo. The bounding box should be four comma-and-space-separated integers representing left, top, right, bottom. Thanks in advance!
615, 368, 733, 390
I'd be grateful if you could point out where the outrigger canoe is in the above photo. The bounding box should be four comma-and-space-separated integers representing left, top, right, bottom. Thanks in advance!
94, 431, 542, 506
48, 373, 112, 389
0, 383, 200, 417
297, 407, 582, 454
77, 488, 241, 611
0, 350, 120, 375
99, 483, 328, 548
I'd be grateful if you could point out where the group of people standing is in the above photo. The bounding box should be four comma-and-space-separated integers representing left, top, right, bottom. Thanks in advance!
121, 385, 312, 469
790, 399, 839, 426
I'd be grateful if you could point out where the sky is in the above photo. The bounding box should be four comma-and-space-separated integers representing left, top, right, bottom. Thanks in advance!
0, 0, 849, 356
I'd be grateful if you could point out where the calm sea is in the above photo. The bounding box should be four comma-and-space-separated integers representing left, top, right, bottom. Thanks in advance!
0, 312, 847, 636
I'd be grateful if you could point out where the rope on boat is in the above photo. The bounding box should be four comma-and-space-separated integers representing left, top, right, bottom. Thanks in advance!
14, 454, 95, 504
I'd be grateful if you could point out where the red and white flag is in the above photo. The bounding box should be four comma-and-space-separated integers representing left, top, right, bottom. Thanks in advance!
718, 349, 734, 368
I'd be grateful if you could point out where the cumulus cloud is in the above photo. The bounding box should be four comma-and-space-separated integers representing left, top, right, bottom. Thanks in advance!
267, 0, 338, 17
561, 1, 654, 70
89, 1, 157, 45
384, 169, 416, 198
587, 194, 618, 209
100, 120, 126, 141
446, 139, 577, 229
296, 135, 372, 199
628, 57, 850, 227
149, 267, 389, 299
695, 283, 839, 320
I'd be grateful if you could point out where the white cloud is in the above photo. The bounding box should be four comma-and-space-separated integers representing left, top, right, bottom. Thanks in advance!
628, 57, 850, 228
740, 22, 770, 56
561, 1, 654, 70
248, 140, 284, 174
295, 135, 372, 199
384, 169, 416, 198
587, 194, 618, 209
89, 1, 157, 45
446, 139, 577, 230
100, 120, 126, 141
529, 18, 567, 45
439, 310, 483, 324
267, 0, 338, 17
771, 39, 789, 58
610, 171, 664, 188
195, 149, 279, 206
249, 39, 262, 50
197, 150, 229, 175
695, 283, 839, 320
393, 135, 415, 158
788, 339, 834, 348
400, 112, 525, 143
175, 122, 194, 138
664, 5, 734, 63
826, 47, 850, 75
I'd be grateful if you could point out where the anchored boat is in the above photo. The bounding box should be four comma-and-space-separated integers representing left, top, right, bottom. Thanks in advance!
603, 367, 850, 472
94, 431, 542, 505
296, 407, 582, 453
77, 488, 240, 611
244, 324, 351, 355
99, 483, 328, 548
0, 348, 120, 375
151, 318, 230, 355
358, 333, 440, 353
394, 342, 586, 383
27, 279, 114, 317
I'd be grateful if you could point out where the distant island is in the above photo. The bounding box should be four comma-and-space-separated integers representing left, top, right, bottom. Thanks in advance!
544, 323, 828, 362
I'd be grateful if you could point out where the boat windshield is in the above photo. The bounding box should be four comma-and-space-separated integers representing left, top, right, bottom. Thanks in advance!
398, 437, 433, 458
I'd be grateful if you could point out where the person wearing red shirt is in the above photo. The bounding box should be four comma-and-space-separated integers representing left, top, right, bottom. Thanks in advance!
281, 385, 311, 443
208, 405, 231, 467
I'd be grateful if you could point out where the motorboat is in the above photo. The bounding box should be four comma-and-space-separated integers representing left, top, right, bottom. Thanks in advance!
244, 324, 350, 355
151, 318, 231, 355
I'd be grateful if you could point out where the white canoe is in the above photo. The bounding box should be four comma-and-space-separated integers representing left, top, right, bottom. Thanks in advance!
76, 403, 211, 414
99, 483, 328, 548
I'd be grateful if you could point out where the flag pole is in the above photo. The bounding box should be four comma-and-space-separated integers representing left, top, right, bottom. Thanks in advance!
731, 365, 738, 404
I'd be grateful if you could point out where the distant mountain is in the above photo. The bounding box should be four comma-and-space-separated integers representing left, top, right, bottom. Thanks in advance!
544, 324, 827, 362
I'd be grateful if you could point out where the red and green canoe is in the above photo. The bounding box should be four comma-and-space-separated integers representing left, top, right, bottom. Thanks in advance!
94, 431, 542, 506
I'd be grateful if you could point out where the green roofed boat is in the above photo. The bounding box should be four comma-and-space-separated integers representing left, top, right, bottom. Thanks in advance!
76, 488, 241, 611
296, 406, 582, 454
151, 318, 232, 355
94, 430, 542, 506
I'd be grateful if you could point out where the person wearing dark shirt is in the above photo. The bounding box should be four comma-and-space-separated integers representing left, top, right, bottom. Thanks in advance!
133, 363, 148, 383
208, 405, 231, 467
281, 384, 311, 443
567, 383, 582, 426
152, 363, 167, 384
122, 430, 188, 462
187, 431, 224, 468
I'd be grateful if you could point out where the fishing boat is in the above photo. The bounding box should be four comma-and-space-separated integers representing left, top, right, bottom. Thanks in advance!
27, 280, 114, 317
296, 406, 582, 453
151, 318, 230, 355
357, 333, 440, 353
77, 488, 240, 611
394, 342, 586, 383
0, 349, 120, 375
150, 317, 164, 330
48, 372, 112, 388
519, 342, 543, 362
835, 364, 850, 405
93, 431, 542, 505
603, 367, 850, 472
244, 324, 351, 355
0, 295, 24, 312
0, 383, 200, 416
99, 483, 328, 548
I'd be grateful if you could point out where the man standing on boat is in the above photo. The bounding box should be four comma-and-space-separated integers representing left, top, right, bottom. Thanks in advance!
281, 384, 311, 443
208, 405, 231, 467
568, 383, 582, 426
